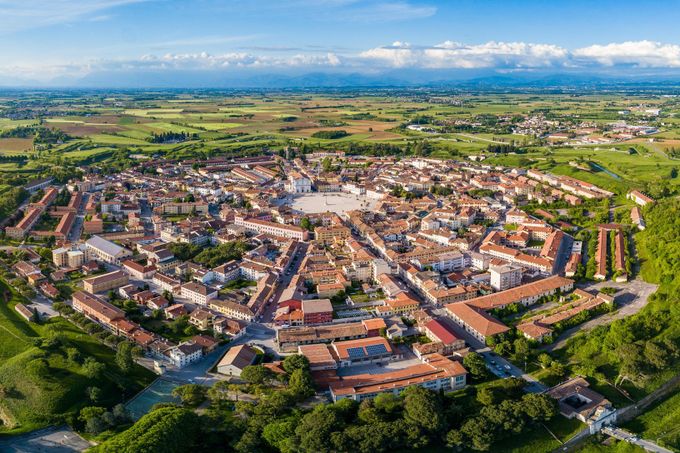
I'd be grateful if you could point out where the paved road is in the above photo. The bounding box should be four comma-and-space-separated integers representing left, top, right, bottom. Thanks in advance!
66, 192, 89, 242
543, 277, 657, 352
0, 426, 91, 452
603, 427, 674, 453
261, 242, 309, 324
478, 347, 547, 393
433, 311, 547, 392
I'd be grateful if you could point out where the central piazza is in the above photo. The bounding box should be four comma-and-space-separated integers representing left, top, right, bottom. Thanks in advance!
283, 192, 379, 214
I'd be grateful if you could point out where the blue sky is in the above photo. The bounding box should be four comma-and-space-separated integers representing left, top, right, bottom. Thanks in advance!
2, 0, 680, 85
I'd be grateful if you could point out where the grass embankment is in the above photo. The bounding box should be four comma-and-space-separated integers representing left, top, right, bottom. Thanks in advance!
497, 416, 583, 453
624, 388, 680, 451
0, 278, 155, 436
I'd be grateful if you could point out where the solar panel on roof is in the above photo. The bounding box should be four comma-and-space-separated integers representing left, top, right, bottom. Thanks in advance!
365, 344, 388, 356
346, 347, 366, 359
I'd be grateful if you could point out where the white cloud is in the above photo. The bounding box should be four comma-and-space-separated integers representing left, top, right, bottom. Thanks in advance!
0, 0, 148, 33
361, 39, 680, 70
361, 40, 569, 68
96, 51, 343, 71
7, 39, 680, 83
0, 50, 347, 81
360, 41, 419, 67
573, 40, 680, 67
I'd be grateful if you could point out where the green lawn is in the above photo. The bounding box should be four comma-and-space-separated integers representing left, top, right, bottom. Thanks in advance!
579, 438, 645, 453
498, 416, 584, 453
0, 279, 155, 436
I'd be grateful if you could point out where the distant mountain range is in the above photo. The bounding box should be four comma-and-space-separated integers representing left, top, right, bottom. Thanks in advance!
6, 68, 680, 90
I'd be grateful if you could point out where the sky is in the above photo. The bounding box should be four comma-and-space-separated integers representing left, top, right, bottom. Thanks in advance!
3, 0, 680, 86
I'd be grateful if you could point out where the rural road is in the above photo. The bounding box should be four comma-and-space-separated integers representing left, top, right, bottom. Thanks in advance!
455, 133, 506, 144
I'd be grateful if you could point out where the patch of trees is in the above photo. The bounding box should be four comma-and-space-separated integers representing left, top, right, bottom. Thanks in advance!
54, 188, 71, 206
193, 241, 249, 268
147, 131, 198, 144
90, 406, 201, 452
390, 184, 417, 200
318, 119, 348, 127
0, 125, 37, 138
343, 113, 377, 120
486, 144, 525, 154
0, 125, 71, 144
311, 130, 350, 139
142, 314, 198, 340
34, 127, 71, 144
409, 115, 436, 124
243, 377, 557, 453
468, 189, 496, 199
412, 140, 433, 156
77, 404, 131, 435
300, 217, 314, 232
430, 184, 454, 196
168, 242, 202, 261
0, 154, 29, 163
0, 187, 29, 221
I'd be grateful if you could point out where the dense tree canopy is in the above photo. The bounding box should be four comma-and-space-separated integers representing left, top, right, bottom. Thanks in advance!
91, 406, 200, 453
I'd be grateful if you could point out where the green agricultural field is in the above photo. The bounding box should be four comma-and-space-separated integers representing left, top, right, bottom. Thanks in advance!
0, 90, 678, 199
189, 122, 243, 130
143, 122, 205, 134
86, 134, 151, 146
0, 119, 38, 130
123, 108, 185, 117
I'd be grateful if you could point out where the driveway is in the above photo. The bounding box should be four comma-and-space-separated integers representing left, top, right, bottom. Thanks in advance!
29, 291, 60, 319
